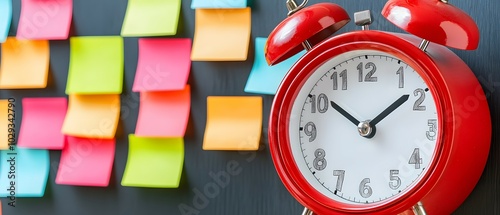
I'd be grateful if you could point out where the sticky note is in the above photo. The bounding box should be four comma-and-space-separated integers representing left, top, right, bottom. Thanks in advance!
135, 86, 191, 137
17, 0, 73, 40
0, 100, 10, 150
0, 148, 49, 197
245, 37, 304, 95
121, 135, 184, 188
0, 37, 49, 89
0, 0, 11, 43
66, 36, 124, 94
203, 96, 262, 150
61, 94, 120, 139
55, 136, 115, 187
191, 8, 251, 61
18, 97, 67, 149
191, 0, 247, 9
121, 0, 181, 37
132, 38, 192, 92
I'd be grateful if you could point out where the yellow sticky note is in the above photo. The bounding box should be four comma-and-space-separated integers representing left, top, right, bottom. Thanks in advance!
0, 100, 9, 150
121, 0, 181, 37
191, 8, 251, 61
121, 135, 184, 188
203, 96, 262, 150
0, 37, 49, 89
61, 94, 120, 139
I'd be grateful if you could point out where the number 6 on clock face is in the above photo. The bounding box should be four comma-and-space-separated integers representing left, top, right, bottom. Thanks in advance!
290, 50, 439, 204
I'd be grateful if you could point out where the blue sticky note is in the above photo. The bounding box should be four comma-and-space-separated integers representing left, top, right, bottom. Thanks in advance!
191, 0, 247, 9
0, 0, 12, 43
0, 148, 49, 197
245, 37, 304, 95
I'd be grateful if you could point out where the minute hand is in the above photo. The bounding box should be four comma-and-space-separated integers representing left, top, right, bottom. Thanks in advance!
370, 94, 410, 126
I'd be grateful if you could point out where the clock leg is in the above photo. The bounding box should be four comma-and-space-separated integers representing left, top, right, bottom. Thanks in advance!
302, 207, 314, 215
412, 202, 427, 215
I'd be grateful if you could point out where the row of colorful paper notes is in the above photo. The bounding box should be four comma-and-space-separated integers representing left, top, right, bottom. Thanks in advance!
0, 91, 190, 192
4, 0, 192, 40
0, 10, 252, 89
0, 95, 264, 193
0, 0, 253, 61
0, 36, 299, 96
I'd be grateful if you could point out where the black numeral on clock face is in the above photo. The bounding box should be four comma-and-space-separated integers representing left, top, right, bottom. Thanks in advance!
313, 149, 327, 171
304, 122, 317, 142
359, 178, 373, 198
409, 148, 423, 169
331, 69, 348, 90
333, 170, 345, 192
310, 94, 329, 113
413, 88, 426, 111
358, 62, 378, 82
396, 66, 404, 88
426, 119, 437, 141
389, 170, 401, 190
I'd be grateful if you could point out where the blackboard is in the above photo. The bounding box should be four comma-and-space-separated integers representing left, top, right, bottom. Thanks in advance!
1, 0, 498, 214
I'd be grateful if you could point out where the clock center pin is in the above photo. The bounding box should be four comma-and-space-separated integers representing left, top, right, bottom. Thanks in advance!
357, 120, 375, 138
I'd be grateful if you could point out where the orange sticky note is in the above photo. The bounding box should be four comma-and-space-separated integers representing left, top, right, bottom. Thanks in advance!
18, 97, 67, 149
17, 0, 73, 40
0, 100, 9, 150
203, 96, 262, 150
61, 94, 120, 139
191, 8, 251, 61
0, 37, 49, 89
55, 136, 115, 187
135, 86, 191, 137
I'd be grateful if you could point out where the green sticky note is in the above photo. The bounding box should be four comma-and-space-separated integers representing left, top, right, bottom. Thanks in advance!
66, 36, 124, 94
121, 134, 184, 188
121, 0, 181, 37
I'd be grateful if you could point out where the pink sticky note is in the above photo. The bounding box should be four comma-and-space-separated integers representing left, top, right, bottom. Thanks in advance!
135, 85, 191, 137
55, 136, 115, 187
18, 97, 67, 149
132, 38, 192, 92
17, 0, 73, 40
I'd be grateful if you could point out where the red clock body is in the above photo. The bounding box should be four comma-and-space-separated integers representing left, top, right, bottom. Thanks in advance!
266, 2, 491, 214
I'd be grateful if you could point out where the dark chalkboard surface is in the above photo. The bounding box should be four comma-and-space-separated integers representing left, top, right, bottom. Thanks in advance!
0, 0, 498, 214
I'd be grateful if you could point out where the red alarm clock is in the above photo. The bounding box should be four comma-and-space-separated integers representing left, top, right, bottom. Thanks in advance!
266, 0, 491, 214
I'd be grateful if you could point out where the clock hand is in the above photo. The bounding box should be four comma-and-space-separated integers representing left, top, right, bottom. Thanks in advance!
330, 101, 360, 126
370, 94, 410, 126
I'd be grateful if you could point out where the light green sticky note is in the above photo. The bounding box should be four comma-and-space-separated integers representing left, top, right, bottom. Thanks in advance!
121, 134, 184, 188
121, 0, 181, 37
66, 36, 124, 94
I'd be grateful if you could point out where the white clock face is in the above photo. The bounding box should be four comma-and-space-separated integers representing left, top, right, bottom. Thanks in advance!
288, 50, 439, 204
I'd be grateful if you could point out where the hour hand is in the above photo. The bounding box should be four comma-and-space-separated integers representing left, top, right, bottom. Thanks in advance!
330, 101, 360, 126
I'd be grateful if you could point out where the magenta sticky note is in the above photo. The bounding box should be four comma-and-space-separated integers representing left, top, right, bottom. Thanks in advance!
132, 38, 192, 92
18, 97, 67, 149
17, 0, 73, 40
135, 85, 191, 137
55, 136, 115, 187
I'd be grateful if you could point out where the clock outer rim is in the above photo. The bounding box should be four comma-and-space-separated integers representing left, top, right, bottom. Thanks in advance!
268, 30, 491, 215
